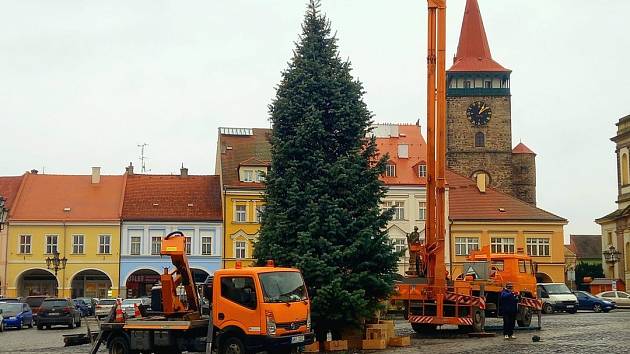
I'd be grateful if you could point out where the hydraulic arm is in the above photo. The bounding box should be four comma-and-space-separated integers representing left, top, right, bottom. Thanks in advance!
160, 231, 200, 317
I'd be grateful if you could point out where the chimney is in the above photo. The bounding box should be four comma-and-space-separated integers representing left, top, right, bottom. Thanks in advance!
180, 164, 188, 178
125, 162, 134, 175
91, 167, 101, 184
476, 173, 486, 193
30, 169, 38, 174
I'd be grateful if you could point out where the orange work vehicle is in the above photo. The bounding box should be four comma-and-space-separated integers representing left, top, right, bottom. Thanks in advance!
390, 0, 488, 333
93, 232, 313, 354
457, 246, 542, 327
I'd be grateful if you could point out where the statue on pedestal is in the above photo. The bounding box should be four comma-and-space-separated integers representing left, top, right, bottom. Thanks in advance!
406, 226, 422, 276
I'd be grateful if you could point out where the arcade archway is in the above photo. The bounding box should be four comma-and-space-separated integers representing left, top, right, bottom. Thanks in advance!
125, 269, 160, 298
71, 269, 113, 299
16, 269, 58, 297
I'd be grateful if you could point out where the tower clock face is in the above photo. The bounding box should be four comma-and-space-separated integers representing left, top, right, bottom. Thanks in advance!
466, 101, 492, 126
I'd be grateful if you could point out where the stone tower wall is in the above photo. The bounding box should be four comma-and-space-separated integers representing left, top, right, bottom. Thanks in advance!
512, 153, 536, 205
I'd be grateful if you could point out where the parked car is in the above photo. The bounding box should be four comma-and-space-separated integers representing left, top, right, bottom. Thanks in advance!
24, 295, 48, 320
537, 283, 578, 314
0, 302, 34, 329
74, 297, 96, 316
596, 290, 630, 307
121, 298, 150, 318
36, 298, 81, 329
72, 299, 90, 317
574, 290, 616, 312
95, 298, 117, 318
0, 297, 22, 303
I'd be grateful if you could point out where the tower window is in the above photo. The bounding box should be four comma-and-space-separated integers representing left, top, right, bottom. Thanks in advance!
464, 80, 471, 88
484, 81, 492, 88
475, 132, 485, 147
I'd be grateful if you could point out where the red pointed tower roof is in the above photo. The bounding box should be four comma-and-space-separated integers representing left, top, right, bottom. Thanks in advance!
449, 0, 510, 72
512, 142, 536, 155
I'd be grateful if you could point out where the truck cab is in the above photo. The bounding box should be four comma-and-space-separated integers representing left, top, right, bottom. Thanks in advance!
211, 264, 314, 353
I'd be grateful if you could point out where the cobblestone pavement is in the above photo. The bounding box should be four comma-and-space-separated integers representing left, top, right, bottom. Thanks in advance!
0, 310, 629, 353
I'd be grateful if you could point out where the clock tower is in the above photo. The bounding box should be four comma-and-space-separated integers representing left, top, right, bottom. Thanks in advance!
446, 0, 536, 205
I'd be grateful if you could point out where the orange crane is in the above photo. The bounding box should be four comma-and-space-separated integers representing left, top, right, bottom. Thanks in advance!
390, 0, 486, 332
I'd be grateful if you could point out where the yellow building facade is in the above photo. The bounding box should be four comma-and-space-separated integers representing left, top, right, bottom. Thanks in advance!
6, 223, 120, 298
450, 221, 567, 282
216, 127, 271, 268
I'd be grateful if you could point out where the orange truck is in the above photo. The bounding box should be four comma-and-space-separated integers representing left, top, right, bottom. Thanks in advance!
93, 232, 313, 354
456, 246, 542, 327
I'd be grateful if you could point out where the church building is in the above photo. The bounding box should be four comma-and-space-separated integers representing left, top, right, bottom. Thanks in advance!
446, 0, 537, 206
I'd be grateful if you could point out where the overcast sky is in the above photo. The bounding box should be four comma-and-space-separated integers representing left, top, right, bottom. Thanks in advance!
1, 0, 628, 237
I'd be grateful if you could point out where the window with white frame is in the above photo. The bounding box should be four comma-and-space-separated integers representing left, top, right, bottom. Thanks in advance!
235, 204, 247, 222
19, 235, 31, 254
130, 236, 141, 255
235, 241, 246, 259
243, 170, 254, 182
72, 234, 84, 254
526, 238, 550, 256
391, 238, 406, 254
99, 235, 111, 254
256, 205, 265, 223
201, 236, 213, 255
385, 164, 396, 177
491, 237, 515, 254
256, 170, 265, 182
418, 164, 427, 177
455, 237, 479, 256
46, 235, 58, 254
178, 229, 194, 255
418, 202, 426, 220
150, 229, 164, 255
383, 201, 405, 220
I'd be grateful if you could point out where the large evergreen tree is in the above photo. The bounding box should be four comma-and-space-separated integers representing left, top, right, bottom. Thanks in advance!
254, 0, 400, 338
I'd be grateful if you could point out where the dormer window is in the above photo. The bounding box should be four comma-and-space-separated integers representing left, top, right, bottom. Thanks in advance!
418, 163, 427, 177
256, 170, 265, 182
239, 167, 268, 183
243, 170, 254, 182
385, 163, 396, 177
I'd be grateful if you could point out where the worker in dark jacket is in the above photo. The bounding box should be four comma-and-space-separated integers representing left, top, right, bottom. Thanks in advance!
500, 282, 519, 339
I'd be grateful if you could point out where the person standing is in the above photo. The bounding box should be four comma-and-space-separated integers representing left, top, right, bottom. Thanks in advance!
500, 282, 519, 339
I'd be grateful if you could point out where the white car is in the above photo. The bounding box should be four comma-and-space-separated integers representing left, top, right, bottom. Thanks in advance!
121, 298, 150, 318
596, 291, 630, 308
95, 298, 118, 318
537, 283, 578, 314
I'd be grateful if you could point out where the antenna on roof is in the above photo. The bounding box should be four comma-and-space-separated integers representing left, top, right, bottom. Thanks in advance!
138, 143, 151, 173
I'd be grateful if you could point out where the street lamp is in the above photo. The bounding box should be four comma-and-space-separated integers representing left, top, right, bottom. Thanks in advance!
603, 244, 622, 264
0, 196, 8, 232
46, 250, 68, 276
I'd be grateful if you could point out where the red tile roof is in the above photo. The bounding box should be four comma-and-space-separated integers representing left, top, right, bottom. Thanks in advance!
10, 173, 125, 222
448, 0, 509, 72
218, 128, 271, 189
376, 124, 428, 186
122, 174, 222, 222
446, 170, 565, 222
512, 142, 536, 155
569, 235, 602, 260
0, 175, 25, 209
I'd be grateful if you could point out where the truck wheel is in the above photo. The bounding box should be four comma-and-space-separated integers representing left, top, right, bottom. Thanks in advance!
109, 336, 131, 354
517, 307, 532, 327
542, 303, 554, 314
411, 324, 437, 334
221, 336, 246, 354
471, 307, 484, 332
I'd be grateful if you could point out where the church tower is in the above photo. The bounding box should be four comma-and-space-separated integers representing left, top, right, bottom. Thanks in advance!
446, 0, 514, 196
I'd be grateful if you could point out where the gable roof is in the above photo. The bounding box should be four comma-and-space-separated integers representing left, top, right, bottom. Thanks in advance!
122, 174, 222, 222
0, 175, 25, 210
375, 124, 428, 186
512, 142, 536, 155
218, 128, 271, 189
446, 170, 566, 222
569, 235, 602, 260
10, 173, 125, 222
449, 0, 509, 72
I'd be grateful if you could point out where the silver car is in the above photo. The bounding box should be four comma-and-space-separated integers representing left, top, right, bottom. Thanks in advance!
596, 291, 630, 307
121, 298, 150, 318
95, 298, 118, 318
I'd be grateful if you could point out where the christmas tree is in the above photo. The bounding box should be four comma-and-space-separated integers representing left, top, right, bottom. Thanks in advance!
254, 0, 400, 338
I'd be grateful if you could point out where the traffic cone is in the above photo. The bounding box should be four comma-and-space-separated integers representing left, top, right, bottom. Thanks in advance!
115, 299, 124, 322
133, 303, 142, 319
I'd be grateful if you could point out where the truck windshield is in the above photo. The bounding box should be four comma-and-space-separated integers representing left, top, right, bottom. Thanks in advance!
259, 271, 308, 303
542, 284, 572, 294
